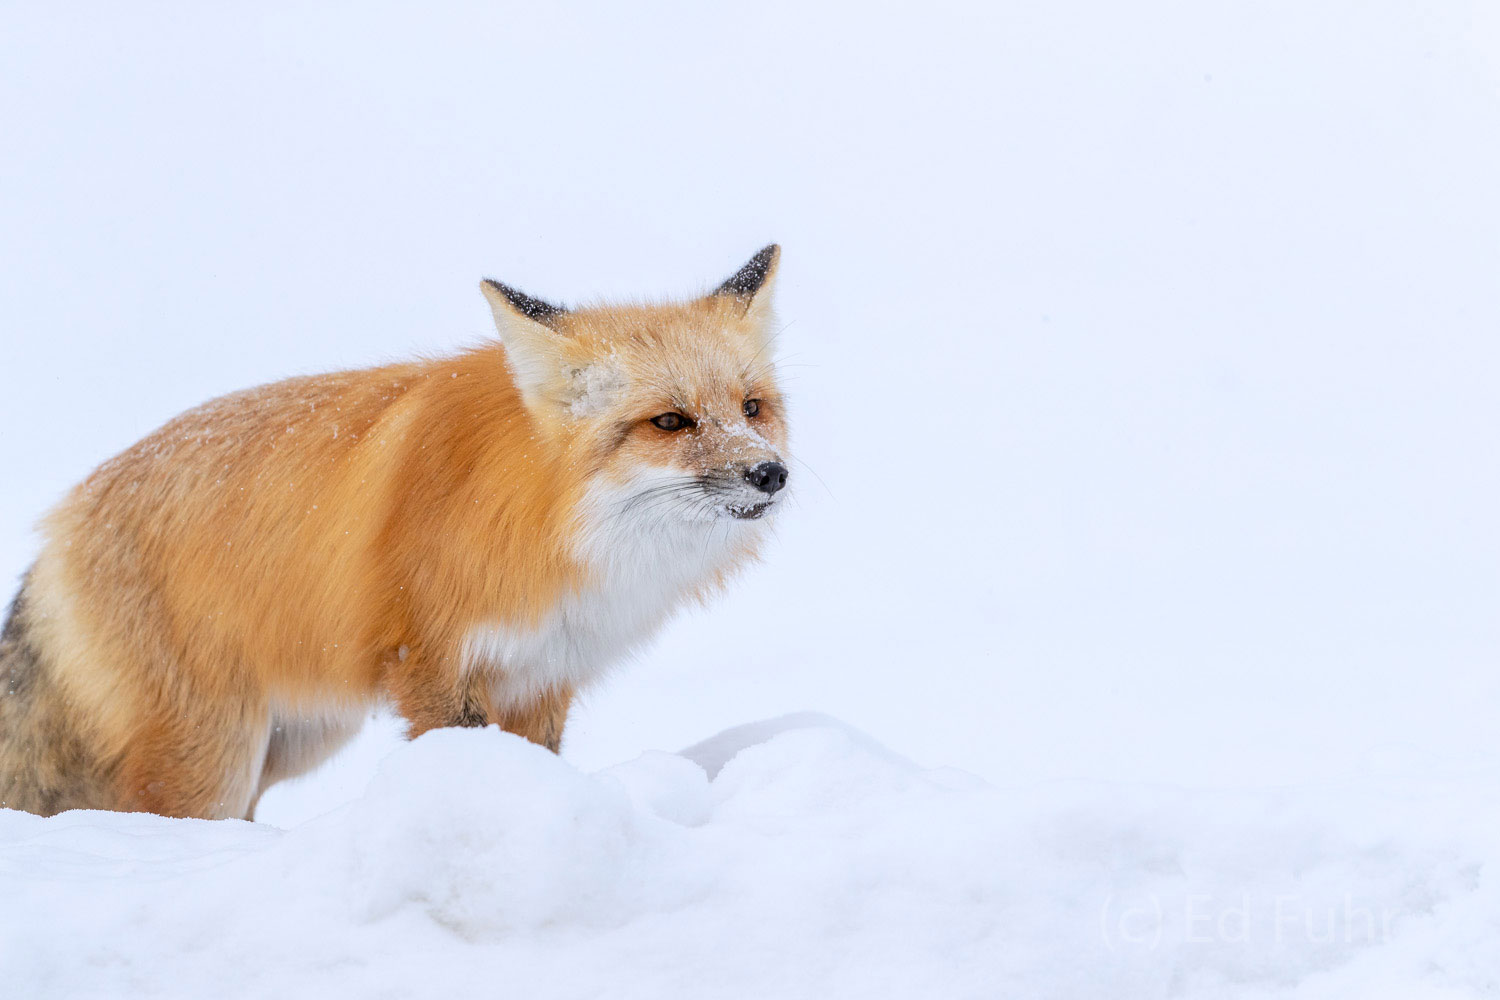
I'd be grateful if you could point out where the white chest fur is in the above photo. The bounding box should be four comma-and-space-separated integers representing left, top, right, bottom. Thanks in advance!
461, 480, 757, 707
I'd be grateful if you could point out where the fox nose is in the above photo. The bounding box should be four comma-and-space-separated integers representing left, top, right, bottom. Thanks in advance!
745, 461, 788, 495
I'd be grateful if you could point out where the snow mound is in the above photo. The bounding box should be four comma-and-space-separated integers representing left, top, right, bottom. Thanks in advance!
3, 720, 1499, 998
677, 710, 913, 777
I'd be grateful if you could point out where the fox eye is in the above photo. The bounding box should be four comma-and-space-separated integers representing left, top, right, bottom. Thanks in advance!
743, 399, 761, 418
650, 412, 693, 432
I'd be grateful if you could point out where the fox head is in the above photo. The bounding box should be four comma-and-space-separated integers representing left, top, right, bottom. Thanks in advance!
480, 245, 790, 529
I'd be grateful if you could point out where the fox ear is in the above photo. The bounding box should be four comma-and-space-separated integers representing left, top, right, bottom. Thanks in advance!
481, 278, 565, 328
712, 244, 780, 326
480, 279, 569, 410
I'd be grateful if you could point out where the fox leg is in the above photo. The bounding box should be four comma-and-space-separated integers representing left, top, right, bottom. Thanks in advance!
383, 644, 572, 752
384, 642, 491, 738
491, 685, 573, 753
114, 693, 271, 820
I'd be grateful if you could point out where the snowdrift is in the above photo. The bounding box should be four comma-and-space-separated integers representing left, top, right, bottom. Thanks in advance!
2, 717, 1497, 998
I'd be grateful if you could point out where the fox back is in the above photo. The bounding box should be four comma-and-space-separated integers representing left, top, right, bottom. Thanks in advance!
0, 246, 790, 819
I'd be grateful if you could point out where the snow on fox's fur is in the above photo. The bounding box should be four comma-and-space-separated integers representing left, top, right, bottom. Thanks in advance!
0, 246, 790, 820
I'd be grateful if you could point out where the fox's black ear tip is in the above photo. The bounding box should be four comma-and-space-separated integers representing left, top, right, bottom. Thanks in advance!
480, 278, 565, 324
748, 244, 781, 273
716, 244, 781, 300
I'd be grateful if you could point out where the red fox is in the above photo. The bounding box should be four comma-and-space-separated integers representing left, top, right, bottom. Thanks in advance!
0, 246, 789, 820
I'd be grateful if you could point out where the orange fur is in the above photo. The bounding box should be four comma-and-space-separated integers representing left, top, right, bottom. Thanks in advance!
0, 247, 789, 819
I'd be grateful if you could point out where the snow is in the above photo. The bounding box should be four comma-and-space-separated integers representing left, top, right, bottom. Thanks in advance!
3, 0, 1500, 996
6, 720, 1500, 997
